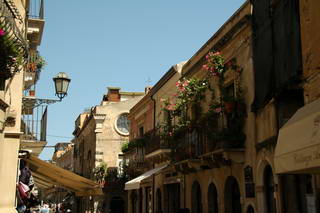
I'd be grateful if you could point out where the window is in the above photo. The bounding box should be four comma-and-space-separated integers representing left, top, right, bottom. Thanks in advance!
115, 113, 130, 135
139, 126, 144, 137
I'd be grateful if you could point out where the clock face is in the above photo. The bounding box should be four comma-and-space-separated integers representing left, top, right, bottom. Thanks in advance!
116, 113, 130, 135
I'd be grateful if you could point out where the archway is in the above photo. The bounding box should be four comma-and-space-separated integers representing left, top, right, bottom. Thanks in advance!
208, 183, 218, 213
264, 165, 276, 213
191, 181, 202, 213
224, 176, 241, 213
110, 196, 125, 213
246, 205, 254, 213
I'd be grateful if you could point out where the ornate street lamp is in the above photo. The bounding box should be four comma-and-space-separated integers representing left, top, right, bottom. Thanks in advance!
53, 72, 71, 101
22, 72, 71, 108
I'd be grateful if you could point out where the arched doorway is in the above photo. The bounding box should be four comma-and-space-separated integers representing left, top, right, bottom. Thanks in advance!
156, 188, 162, 213
192, 181, 202, 213
224, 176, 241, 213
110, 196, 125, 213
208, 183, 218, 213
246, 205, 254, 213
264, 165, 276, 213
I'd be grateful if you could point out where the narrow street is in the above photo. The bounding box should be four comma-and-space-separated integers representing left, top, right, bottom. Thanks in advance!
0, 0, 319, 213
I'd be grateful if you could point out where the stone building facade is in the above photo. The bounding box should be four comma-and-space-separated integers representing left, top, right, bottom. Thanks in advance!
124, 0, 320, 213
124, 63, 185, 213
73, 87, 144, 213
53, 142, 74, 171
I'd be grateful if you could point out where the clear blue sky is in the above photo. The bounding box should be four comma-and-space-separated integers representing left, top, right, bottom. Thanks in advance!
38, 0, 246, 160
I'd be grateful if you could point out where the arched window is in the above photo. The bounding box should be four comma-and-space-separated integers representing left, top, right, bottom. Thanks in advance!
156, 188, 162, 213
264, 165, 276, 213
208, 183, 218, 213
192, 181, 202, 213
224, 176, 241, 213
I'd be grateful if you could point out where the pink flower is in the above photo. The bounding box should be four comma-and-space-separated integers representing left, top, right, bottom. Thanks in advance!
202, 64, 209, 71
178, 86, 185, 92
213, 51, 221, 56
160, 98, 166, 102
166, 104, 176, 111
0, 29, 5, 36
214, 107, 222, 113
182, 80, 189, 87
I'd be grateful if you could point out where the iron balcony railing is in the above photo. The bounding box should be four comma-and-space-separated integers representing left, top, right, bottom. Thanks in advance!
0, 0, 26, 45
28, 0, 44, 19
144, 130, 170, 155
0, 0, 28, 77
21, 103, 47, 142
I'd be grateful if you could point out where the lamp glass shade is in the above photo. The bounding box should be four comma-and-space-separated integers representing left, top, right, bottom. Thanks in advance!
53, 72, 71, 100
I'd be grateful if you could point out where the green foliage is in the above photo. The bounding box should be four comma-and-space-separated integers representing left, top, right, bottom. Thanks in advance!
0, 26, 23, 77
93, 162, 108, 182
121, 142, 129, 153
122, 137, 148, 153
160, 52, 247, 150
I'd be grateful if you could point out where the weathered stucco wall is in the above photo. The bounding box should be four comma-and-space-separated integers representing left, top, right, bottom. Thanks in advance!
300, 0, 320, 103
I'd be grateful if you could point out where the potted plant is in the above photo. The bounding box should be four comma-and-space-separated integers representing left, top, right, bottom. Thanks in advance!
29, 90, 35, 96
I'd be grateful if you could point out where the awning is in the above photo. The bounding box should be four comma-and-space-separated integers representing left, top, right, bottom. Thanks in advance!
275, 98, 320, 174
125, 164, 167, 190
22, 155, 103, 196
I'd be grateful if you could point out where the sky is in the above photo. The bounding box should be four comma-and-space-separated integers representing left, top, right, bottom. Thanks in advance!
38, 0, 246, 160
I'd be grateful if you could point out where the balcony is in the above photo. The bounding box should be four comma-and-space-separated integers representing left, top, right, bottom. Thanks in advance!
20, 98, 48, 156
24, 51, 46, 89
145, 130, 171, 162
27, 0, 45, 49
123, 146, 148, 176
171, 113, 246, 173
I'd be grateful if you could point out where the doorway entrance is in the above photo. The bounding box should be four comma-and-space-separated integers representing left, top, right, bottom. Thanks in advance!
110, 196, 125, 213
164, 183, 180, 213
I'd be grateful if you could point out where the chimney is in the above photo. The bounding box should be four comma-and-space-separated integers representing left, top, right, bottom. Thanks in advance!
145, 86, 152, 94
104, 87, 121, 102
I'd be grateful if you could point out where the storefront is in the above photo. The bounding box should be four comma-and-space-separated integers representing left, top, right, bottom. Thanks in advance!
125, 164, 167, 213
275, 98, 320, 174
275, 98, 320, 213
20, 154, 103, 197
